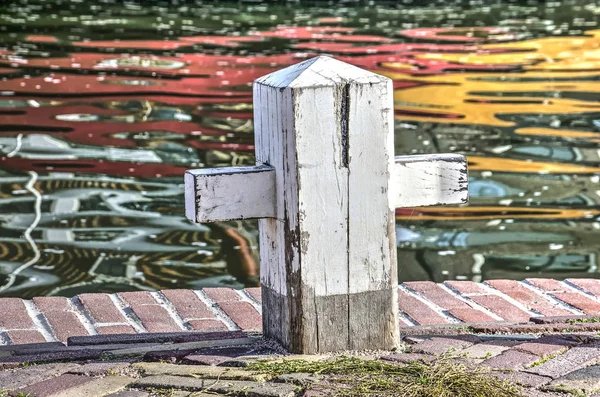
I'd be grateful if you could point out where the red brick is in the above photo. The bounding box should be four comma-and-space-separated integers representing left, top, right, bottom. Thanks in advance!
566, 279, 600, 296
187, 319, 228, 331
551, 292, 600, 314
397, 290, 450, 326
77, 293, 126, 324
447, 307, 496, 323
245, 288, 262, 304
526, 279, 567, 292
118, 292, 180, 333
118, 292, 156, 305
404, 281, 471, 310
33, 297, 88, 342
96, 325, 136, 335
0, 298, 34, 329
204, 288, 240, 303
486, 280, 572, 316
6, 330, 46, 345
17, 373, 93, 397
127, 307, 180, 333
161, 289, 215, 320
217, 301, 261, 331
467, 295, 531, 322
445, 281, 486, 295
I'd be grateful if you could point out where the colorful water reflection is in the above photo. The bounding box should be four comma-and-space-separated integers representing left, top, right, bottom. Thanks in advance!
0, 1, 599, 297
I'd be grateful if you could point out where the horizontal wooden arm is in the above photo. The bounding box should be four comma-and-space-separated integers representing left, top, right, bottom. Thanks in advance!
184, 165, 276, 223
393, 154, 468, 208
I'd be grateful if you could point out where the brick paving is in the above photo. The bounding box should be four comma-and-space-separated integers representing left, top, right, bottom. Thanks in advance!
0, 280, 600, 395
0, 280, 593, 343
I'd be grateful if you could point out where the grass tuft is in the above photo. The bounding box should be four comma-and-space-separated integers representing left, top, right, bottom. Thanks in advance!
247, 355, 523, 397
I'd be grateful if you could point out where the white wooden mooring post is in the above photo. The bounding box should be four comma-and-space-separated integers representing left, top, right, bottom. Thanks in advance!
185, 56, 468, 354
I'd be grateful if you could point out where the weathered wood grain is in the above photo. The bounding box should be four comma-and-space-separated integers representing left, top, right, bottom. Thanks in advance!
184, 55, 469, 354
393, 154, 468, 208
184, 165, 276, 223
254, 56, 399, 353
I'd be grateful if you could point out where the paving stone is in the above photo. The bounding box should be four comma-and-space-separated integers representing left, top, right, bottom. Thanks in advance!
134, 362, 267, 381
0, 362, 79, 390
33, 297, 89, 342
50, 375, 135, 397
217, 301, 262, 332
68, 330, 244, 346
482, 349, 539, 370
486, 280, 572, 316
0, 298, 34, 329
96, 325, 136, 335
105, 392, 150, 397
118, 292, 180, 333
135, 375, 298, 397
513, 336, 572, 357
67, 361, 132, 376
245, 287, 262, 304
161, 289, 215, 320
459, 340, 519, 359
6, 330, 47, 345
492, 371, 553, 388
181, 354, 230, 366
526, 342, 600, 378
16, 373, 95, 397
397, 290, 450, 326
181, 345, 269, 366
380, 353, 433, 363
102, 337, 259, 359
543, 364, 600, 395
410, 335, 480, 355
78, 293, 128, 324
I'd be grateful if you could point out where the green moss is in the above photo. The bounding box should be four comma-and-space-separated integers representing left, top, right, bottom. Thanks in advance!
528, 352, 562, 369
568, 317, 600, 324
246, 355, 523, 397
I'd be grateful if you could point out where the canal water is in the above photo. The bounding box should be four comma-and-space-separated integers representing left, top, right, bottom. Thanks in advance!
0, 0, 599, 298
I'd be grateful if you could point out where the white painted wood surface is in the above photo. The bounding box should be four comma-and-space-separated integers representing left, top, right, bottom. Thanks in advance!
254, 56, 399, 353
184, 55, 469, 354
394, 154, 468, 208
184, 165, 275, 223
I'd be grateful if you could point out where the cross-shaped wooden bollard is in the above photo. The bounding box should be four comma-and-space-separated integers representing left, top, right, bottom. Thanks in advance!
185, 56, 468, 354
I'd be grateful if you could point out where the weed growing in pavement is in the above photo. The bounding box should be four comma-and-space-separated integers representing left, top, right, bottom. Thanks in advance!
246, 355, 523, 397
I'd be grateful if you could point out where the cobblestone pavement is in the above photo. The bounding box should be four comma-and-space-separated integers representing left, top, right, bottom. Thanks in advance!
3, 279, 600, 344
2, 315, 600, 396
